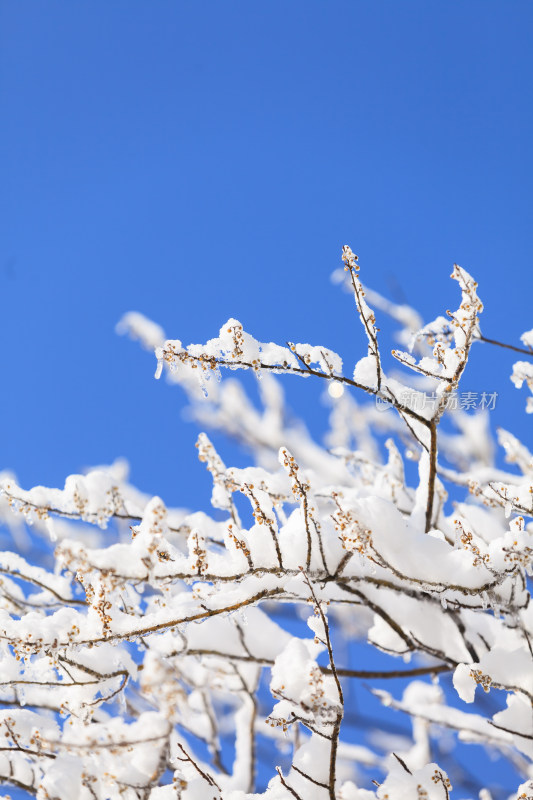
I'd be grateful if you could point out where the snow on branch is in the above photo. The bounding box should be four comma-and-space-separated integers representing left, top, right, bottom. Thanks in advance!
511, 360, 533, 414
0, 248, 532, 799
154, 318, 344, 388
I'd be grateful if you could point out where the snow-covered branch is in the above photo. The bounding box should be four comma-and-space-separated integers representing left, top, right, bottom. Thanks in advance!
1, 247, 532, 799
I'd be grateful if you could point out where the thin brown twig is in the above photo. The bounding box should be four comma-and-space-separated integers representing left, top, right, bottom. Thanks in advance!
476, 333, 533, 358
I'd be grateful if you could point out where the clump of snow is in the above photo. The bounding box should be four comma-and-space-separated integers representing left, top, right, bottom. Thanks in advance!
511, 360, 533, 413
520, 328, 533, 349
117, 311, 166, 350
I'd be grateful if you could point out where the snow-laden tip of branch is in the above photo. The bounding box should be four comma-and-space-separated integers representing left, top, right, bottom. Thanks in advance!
393, 264, 483, 401
332, 263, 424, 353
0, 468, 148, 532
116, 311, 166, 351
520, 328, 533, 350
341, 246, 379, 345
497, 427, 533, 477
511, 360, 533, 413
341, 246, 383, 392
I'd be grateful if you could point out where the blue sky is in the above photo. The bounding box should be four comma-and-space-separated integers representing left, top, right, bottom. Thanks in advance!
1, 1, 532, 510
1, 4, 533, 797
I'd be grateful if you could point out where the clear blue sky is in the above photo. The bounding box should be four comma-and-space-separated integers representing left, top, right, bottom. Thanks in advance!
1, 1, 532, 511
